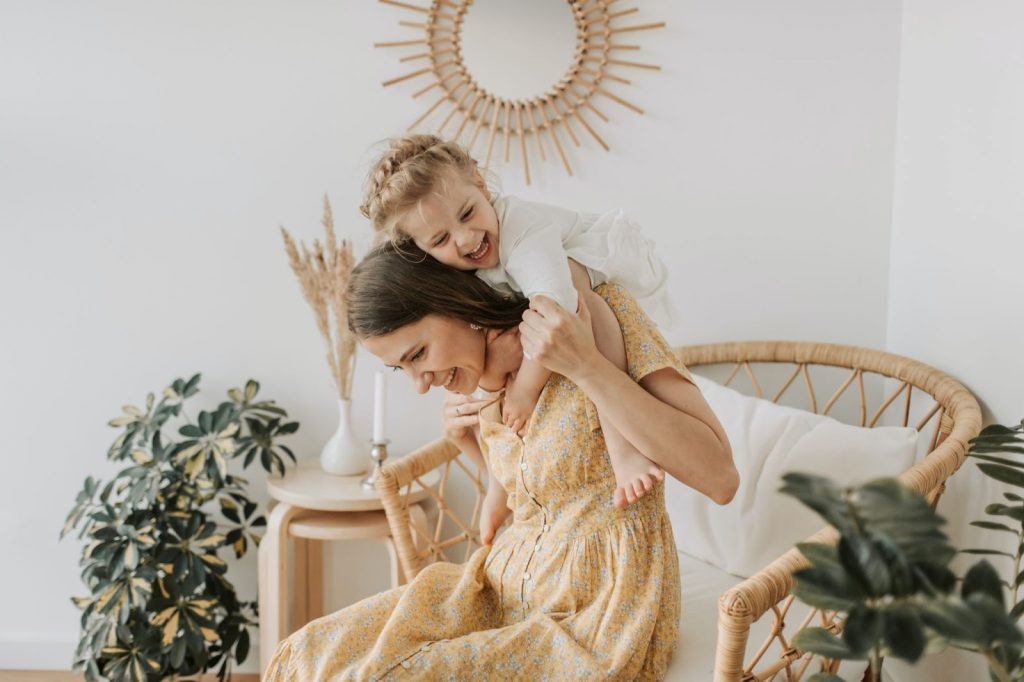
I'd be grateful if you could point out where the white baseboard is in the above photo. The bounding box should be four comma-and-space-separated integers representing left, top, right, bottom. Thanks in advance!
0, 639, 260, 673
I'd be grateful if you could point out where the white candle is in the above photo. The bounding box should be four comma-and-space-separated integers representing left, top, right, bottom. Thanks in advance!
373, 371, 387, 443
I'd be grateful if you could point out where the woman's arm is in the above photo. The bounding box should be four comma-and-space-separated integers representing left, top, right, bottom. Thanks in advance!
441, 391, 510, 544
519, 296, 738, 505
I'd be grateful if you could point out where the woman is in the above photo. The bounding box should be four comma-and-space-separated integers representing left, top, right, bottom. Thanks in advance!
265, 243, 737, 681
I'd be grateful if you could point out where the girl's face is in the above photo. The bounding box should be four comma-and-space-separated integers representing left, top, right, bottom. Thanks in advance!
362, 314, 487, 395
396, 169, 501, 271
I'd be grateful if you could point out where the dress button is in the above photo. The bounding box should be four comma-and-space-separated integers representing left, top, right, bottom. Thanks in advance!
523, 572, 531, 581
535, 543, 542, 551
520, 462, 528, 471
543, 524, 550, 532
401, 660, 412, 669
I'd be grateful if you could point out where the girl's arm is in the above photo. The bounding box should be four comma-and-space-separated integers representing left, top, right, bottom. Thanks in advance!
503, 260, 593, 433
519, 296, 738, 505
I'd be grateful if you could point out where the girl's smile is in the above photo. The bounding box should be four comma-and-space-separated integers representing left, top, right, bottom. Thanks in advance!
397, 170, 502, 272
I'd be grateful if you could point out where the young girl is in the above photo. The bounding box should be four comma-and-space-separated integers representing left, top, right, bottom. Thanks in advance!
359, 134, 676, 509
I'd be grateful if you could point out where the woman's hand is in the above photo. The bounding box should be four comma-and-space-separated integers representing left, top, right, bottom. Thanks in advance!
480, 482, 511, 546
519, 295, 602, 380
441, 392, 490, 444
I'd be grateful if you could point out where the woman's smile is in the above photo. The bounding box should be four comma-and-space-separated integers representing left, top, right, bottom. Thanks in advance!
361, 314, 486, 396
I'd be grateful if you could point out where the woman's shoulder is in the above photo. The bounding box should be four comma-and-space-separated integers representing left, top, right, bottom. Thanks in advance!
593, 282, 644, 323
593, 284, 692, 384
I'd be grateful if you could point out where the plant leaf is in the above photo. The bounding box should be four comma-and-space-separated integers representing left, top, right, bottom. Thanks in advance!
842, 604, 884, 655
838, 535, 891, 596
970, 521, 1018, 534
179, 424, 202, 438
959, 549, 1015, 559
161, 611, 180, 646
779, 473, 852, 533
883, 604, 927, 662
962, 560, 1005, 607
971, 446, 1024, 456
235, 628, 250, 663
793, 627, 865, 660
977, 463, 1024, 488
918, 600, 985, 642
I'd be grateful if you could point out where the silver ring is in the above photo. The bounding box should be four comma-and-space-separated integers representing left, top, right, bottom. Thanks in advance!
455, 405, 462, 415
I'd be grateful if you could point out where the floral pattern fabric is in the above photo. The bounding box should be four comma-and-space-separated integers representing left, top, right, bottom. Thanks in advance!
265, 284, 691, 681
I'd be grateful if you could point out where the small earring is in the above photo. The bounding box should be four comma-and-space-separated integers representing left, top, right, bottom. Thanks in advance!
469, 323, 481, 331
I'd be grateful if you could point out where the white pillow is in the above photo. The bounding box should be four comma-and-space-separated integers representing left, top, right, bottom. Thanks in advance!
665, 375, 919, 578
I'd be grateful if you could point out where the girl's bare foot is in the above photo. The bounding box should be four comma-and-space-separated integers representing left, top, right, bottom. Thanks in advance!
610, 447, 664, 509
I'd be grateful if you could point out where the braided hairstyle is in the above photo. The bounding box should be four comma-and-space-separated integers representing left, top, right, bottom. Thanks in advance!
359, 134, 481, 244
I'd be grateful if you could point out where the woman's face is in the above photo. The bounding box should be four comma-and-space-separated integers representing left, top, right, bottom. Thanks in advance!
362, 314, 487, 395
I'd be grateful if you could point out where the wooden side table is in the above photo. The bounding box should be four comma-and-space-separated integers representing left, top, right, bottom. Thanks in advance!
257, 457, 437, 673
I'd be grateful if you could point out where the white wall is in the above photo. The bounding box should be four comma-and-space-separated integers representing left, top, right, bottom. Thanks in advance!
0, 0, 903, 671
884, 2, 1024, 680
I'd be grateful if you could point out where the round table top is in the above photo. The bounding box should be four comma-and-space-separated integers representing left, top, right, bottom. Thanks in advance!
266, 457, 439, 512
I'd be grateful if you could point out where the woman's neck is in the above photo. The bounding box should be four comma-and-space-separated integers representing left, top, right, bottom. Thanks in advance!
480, 327, 522, 392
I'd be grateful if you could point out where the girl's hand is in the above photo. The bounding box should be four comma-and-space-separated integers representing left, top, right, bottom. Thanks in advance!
519, 295, 601, 380
441, 392, 490, 444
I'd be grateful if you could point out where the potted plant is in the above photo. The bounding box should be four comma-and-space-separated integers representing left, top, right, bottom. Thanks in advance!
781, 419, 1024, 681
61, 374, 299, 681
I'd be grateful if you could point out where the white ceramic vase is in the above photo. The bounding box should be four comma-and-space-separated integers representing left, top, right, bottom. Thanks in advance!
320, 398, 369, 476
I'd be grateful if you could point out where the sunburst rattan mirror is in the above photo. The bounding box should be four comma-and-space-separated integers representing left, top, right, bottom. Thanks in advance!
375, 0, 665, 184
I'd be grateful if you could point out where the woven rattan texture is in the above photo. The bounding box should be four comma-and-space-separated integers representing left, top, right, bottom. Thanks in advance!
376, 340, 982, 681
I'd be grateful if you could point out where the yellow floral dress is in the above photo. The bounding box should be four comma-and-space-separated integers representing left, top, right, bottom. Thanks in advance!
266, 285, 691, 680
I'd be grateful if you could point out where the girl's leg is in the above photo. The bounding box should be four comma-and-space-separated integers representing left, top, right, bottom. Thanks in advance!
568, 260, 663, 508
583, 287, 664, 507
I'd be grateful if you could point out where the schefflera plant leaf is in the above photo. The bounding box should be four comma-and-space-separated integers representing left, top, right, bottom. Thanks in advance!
62, 375, 299, 682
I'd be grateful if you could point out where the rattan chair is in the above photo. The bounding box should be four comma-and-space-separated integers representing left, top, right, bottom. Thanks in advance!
375, 341, 982, 681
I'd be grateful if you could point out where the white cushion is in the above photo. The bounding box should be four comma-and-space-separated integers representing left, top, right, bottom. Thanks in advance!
664, 375, 919, 578
668, 551, 869, 681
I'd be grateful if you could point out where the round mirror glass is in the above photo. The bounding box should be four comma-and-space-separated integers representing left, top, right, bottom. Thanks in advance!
459, 0, 578, 101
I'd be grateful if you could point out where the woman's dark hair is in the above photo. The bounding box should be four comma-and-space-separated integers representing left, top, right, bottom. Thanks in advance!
346, 241, 529, 338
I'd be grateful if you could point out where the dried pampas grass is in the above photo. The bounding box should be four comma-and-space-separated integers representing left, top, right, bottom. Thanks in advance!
281, 195, 358, 400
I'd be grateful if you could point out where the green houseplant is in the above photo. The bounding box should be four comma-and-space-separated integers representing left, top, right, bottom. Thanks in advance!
781, 419, 1024, 681
61, 374, 299, 681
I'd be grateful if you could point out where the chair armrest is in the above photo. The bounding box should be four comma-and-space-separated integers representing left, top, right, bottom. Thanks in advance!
377, 437, 460, 492
714, 526, 839, 681
375, 437, 482, 581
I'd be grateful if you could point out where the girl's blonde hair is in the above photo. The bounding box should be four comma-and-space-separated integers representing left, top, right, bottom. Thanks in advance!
359, 134, 480, 244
